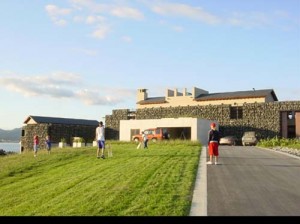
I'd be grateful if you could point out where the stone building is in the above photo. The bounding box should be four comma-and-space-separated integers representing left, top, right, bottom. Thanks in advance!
21, 115, 98, 152
105, 87, 300, 141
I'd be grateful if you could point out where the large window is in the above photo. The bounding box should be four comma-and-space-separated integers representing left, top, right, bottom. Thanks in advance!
230, 106, 243, 119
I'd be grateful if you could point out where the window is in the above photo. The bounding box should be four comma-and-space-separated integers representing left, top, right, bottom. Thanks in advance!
230, 106, 243, 119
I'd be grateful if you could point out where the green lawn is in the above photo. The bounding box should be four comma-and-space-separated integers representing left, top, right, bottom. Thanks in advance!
0, 140, 201, 216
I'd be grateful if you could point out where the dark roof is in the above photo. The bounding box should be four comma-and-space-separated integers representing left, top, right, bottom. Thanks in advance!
24, 115, 99, 126
195, 89, 278, 101
137, 89, 278, 105
137, 97, 167, 105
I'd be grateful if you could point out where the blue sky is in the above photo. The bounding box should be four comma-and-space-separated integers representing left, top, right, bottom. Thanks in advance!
0, 0, 299, 130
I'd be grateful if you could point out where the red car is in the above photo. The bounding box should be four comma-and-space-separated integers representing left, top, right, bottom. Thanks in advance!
132, 128, 169, 143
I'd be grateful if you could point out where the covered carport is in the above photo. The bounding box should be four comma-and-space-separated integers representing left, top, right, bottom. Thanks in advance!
119, 117, 218, 145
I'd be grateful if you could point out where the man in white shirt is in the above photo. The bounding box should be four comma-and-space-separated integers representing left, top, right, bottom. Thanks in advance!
142, 131, 148, 149
95, 121, 105, 159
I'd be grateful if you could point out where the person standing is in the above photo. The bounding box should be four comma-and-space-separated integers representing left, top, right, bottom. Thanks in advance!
96, 121, 105, 159
33, 135, 39, 157
142, 131, 148, 149
45, 135, 51, 155
207, 122, 220, 165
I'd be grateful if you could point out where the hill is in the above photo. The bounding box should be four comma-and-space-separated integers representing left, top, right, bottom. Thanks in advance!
0, 128, 22, 142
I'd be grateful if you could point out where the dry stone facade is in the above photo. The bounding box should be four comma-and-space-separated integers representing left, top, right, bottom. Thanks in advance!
21, 123, 97, 152
105, 101, 300, 141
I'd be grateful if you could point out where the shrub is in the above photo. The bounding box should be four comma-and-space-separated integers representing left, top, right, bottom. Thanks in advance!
60, 138, 66, 143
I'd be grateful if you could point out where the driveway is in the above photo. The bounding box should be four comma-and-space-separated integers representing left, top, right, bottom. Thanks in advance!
207, 145, 300, 216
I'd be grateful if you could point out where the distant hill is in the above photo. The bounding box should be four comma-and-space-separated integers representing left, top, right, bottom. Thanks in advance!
0, 128, 22, 142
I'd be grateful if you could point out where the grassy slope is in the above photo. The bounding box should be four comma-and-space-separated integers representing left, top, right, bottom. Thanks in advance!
0, 141, 201, 216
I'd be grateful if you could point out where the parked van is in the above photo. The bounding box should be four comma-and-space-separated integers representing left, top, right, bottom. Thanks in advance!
242, 131, 258, 146
132, 128, 169, 142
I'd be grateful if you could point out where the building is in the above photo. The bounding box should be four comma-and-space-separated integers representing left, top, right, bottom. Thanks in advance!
105, 87, 300, 142
21, 115, 98, 152
119, 117, 218, 144
136, 87, 278, 109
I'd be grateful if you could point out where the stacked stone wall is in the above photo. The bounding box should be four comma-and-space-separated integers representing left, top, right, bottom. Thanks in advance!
105, 109, 130, 140
105, 101, 300, 140
21, 124, 97, 152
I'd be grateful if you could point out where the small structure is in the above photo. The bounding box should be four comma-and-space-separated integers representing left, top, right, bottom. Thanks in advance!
21, 115, 99, 152
120, 117, 217, 145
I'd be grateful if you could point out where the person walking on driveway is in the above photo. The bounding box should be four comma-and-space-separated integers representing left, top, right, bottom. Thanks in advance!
207, 122, 220, 165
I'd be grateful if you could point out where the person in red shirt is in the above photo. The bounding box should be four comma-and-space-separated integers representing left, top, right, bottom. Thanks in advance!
33, 135, 39, 157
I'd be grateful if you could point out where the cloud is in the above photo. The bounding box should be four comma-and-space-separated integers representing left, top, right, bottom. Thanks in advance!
110, 6, 144, 20
0, 72, 136, 106
150, 2, 220, 25
56, 1, 144, 39
91, 25, 111, 39
86, 15, 106, 24
45, 4, 72, 16
70, 0, 109, 13
69, 0, 144, 20
46, 1, 298, 40
227, 11, 271, 28
146, 1, 297, 30
45, 4, 72, 26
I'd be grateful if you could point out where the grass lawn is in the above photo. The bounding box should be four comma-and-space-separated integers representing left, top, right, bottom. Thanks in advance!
0, 140, 201, 216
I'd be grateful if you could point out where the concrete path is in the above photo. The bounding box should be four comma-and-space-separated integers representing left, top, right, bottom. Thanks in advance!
190, 145, 300, 216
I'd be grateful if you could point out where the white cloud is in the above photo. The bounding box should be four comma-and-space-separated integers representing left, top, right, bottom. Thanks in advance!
76, 89, 124, 105
86, 15, 106, 24
70, 0, 109, 13
45, 4, 72, 16
55, 19, 68, 26
91, 25, 111, 39
110, 6, 144, 20
70, 0, 144, 20
150, 2, 220, 25
45, 4, 72, 26
227, 11, 271, 28
45, 1, 297, 40
0, 72, 136, 106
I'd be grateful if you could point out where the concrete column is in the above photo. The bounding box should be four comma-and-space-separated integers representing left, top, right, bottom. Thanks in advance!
295, 112, 300, 138
281, 112, 288, 138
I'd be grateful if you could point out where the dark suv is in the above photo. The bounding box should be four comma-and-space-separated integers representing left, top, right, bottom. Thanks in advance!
242, 131, 258, 146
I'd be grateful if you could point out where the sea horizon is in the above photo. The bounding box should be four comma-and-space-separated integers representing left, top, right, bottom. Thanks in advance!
0, 142, 21, 153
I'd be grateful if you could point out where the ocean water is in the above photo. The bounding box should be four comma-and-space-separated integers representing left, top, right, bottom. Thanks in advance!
0, 142, 21, 153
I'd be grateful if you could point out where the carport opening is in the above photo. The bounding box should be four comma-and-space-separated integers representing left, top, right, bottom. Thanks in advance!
160, 127, 191, 140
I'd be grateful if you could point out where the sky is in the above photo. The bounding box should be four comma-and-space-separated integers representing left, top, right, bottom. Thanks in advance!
0, 0, 299, 130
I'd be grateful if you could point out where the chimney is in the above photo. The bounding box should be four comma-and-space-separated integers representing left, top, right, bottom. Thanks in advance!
137, 89, 148, 102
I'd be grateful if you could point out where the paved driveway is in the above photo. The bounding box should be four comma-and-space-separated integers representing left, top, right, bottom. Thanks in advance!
206, 145, 300, 216
190, 146, 300, 216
